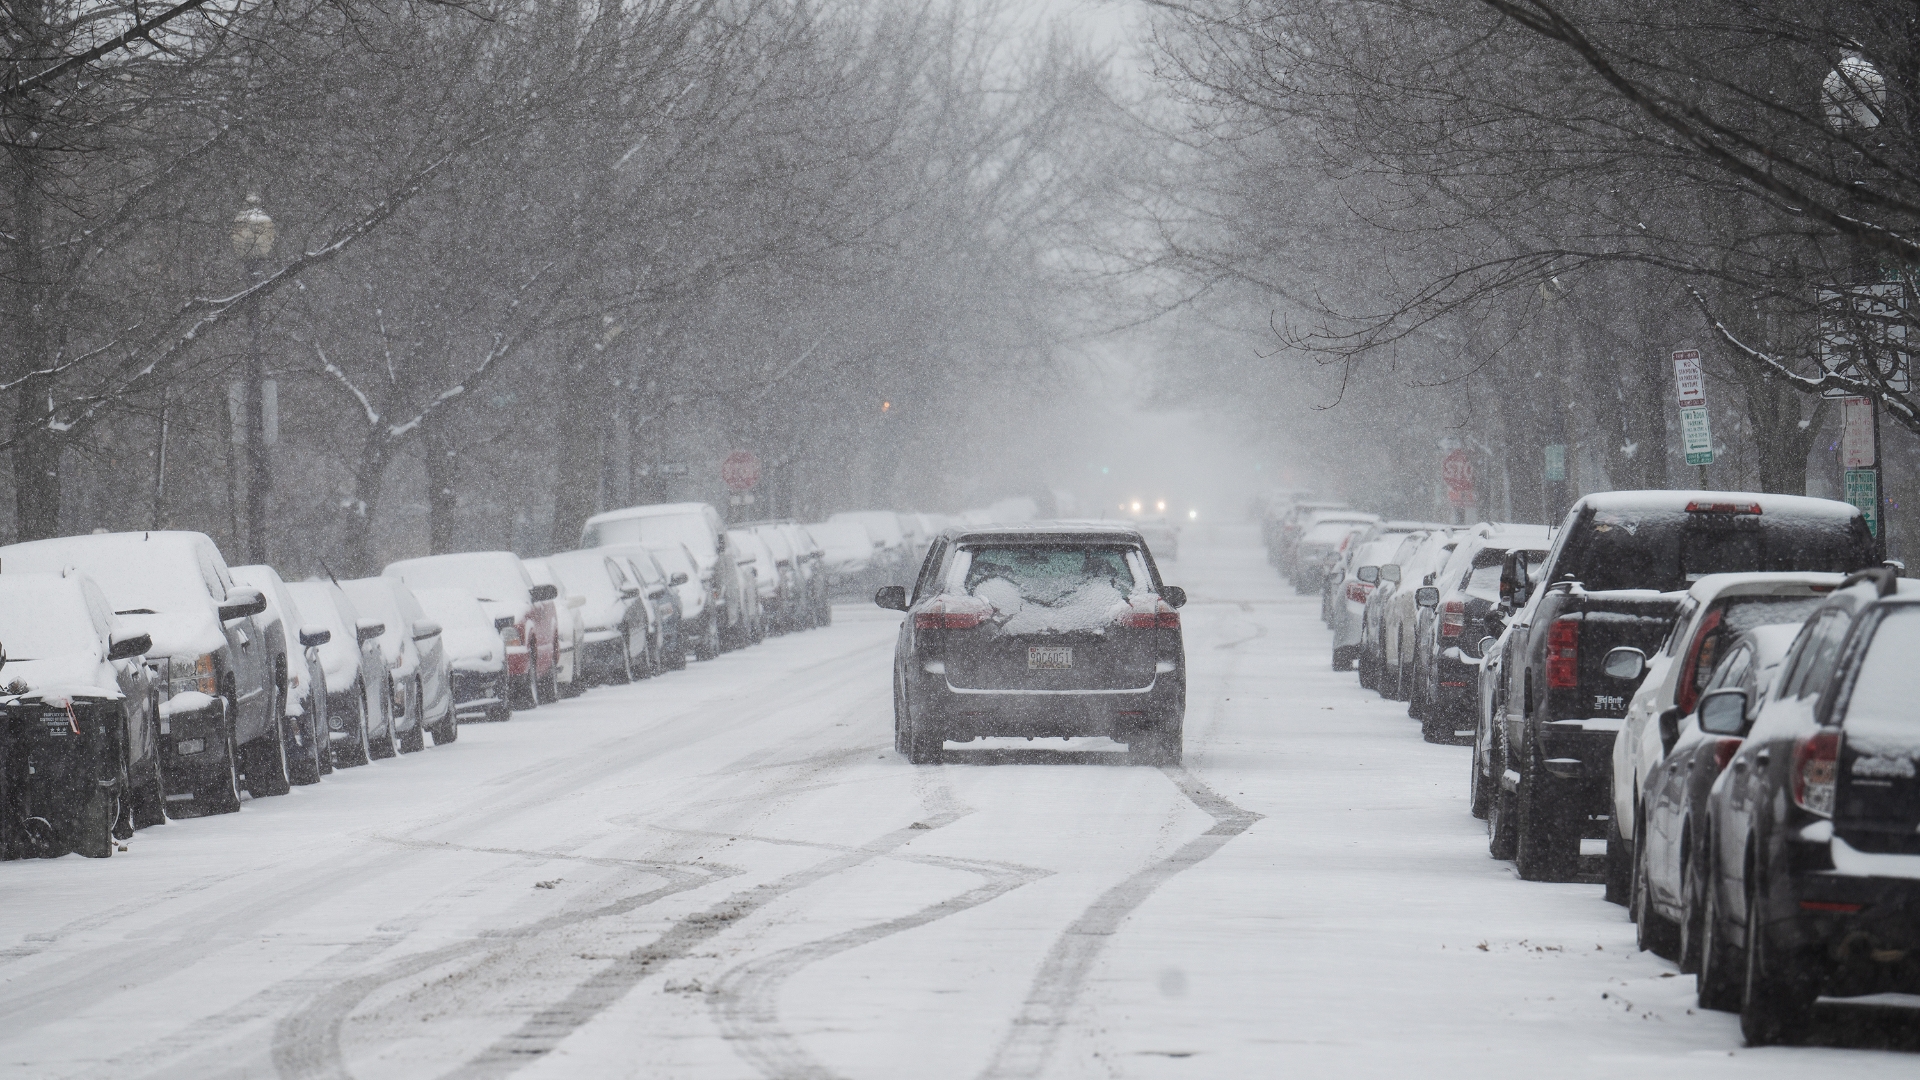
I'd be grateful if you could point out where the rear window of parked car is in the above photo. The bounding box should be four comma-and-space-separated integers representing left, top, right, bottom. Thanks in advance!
1837, 607, 1920, 737
952, 546, 1142, 605
1554, 509, 1873, 592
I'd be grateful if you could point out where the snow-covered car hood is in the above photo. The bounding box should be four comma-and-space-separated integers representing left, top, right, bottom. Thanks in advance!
440, 621, 502, 667
1, 655, 119, 701
117, 608, 226, 661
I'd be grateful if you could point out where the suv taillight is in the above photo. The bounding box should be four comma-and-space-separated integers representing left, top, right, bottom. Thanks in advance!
1117, 605, 1180, 629
1346, 581, 1373, 604
1792, 729, 1840, 817
914, 600, 989, 630
1546, 618, 1580, 689
1440, 599, 1466, 638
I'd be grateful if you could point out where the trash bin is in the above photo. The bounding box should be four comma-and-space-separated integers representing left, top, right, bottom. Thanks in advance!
1, 695, 126, 859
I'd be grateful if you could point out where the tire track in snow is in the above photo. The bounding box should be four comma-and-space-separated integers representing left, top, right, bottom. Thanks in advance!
975, 768, 1261, 1080
445, 809, 974, 1078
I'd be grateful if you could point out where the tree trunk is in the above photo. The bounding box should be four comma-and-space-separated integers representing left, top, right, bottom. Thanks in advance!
5, 64, 63, 542
339, 436, 391, 577
547, 343, 605, 551
1747, 373, 1825, 495
423, 420, 461, 554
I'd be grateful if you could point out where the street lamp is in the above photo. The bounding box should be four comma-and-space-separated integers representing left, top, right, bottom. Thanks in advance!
231, 194, 275, 563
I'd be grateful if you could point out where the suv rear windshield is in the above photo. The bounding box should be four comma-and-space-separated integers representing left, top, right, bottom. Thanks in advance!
1838, 606, 1920, 743
1554, 508, 1873, 592
943, 544, 1150, 634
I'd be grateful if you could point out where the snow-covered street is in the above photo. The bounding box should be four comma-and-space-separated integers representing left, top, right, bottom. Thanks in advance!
2, 524, 1914, 1079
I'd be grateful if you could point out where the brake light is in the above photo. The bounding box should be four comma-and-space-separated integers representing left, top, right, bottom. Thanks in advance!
1440, 599, 1466, 638
1711, 737, 1742, 773
1685, 501, 1763, 515
914, 600, 989, 630
500, 624, 523, 646
1118, 606, 1180, 629
1546, 618, 1580, 688
1792, 729, 1840, 817
1346, 581, 1373, 604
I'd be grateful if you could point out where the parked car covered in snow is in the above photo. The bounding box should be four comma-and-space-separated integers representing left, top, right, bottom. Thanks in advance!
523, 558, 586, 697
232, 564, 332, 785
579, 502, 742, 662
606, 545, 686, 671
340, 577, 455, 750
647, 542, 713, 660
805, 521, 880, 598
1408, 527, 1549, 742
384, 552, 558, 708
0, 573, 155, 858
286, 580, 394, 766
0, 531, 281, 816
543, 549, 653, 683
830, 510, 913, 588
878, 523, 1188, 766
411, 587, 510, 723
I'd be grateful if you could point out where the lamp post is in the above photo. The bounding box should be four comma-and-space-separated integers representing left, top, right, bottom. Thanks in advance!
231, 194, 275, 563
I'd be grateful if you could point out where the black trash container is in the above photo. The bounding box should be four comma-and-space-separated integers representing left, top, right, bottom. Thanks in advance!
1, 695, 126, 860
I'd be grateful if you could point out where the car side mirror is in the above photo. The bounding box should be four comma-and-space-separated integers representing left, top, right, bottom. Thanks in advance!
1159, 586, 1187, 608
107, 631, 151, 661
494, 615, 515, 631
1478, 635, 1498, 657
1379, 564, 1402, 584
529, 583, 559, 603
874, 585, 908, 611
299, 625, 332, 648
1356, 565, 1379, 584
1602, 646, 1646, 681
355, 619, 386, 644
412, 620, 442, 641
218, 586, 267, 621
670, 572, 689, 586
1697, 688, 1750, 736
1414, 587, 1439, 609
619, 584, 641, 599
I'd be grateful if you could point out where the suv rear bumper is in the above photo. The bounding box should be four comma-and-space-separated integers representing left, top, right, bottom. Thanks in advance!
913, 673, 1183, 741
1760, 858, 1920, 995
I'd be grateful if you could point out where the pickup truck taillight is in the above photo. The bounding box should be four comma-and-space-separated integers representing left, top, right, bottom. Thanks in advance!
1439, 599, 1466, 638
1546, 618, 1580, 688
1792, 729, 1840, 817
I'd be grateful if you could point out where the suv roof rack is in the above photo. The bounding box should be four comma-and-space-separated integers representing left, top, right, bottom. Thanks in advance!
1837, 565, 1899, 598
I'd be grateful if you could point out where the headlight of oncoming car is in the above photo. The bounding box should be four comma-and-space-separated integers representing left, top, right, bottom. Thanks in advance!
169, 654, 218, 698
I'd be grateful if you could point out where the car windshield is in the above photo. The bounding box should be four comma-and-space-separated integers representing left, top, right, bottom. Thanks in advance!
387, 554, 527, 603
0, 580, 100, 658
946, 544, 1145, 634
1840, 608, 1920, 747
1555, 508, 1873, 592
588, 513, 712, 558
10, 542, 211, 614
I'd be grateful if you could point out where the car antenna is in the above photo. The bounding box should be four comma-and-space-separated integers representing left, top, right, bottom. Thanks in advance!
319, 559, 341, 588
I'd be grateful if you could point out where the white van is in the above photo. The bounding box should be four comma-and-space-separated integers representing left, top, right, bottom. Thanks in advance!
580, 502, 745, 658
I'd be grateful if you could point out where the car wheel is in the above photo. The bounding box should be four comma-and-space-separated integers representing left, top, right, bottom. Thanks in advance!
537, 656, 558, 702
195, 709, 243, 814
1697, 861, 1742, 1012
1514, 755, 1577, 881
288, 704, 324, 786
1740, 879, 1817, 1045
905, 709, 943, 765
245, 693, 293, 798
400, 682, 426, 753
1487, 743, 1518, 860
892, 671, 910, 755
336, 687, 372, 768
131, 710, 168, 828
1603, 813, 1631, 906
1468, 732, 1494, 820
1677, 828, 1706, 975
620, 635, 636, 683
369, 682, 398, 759
71, 765, 123, 858
1357, 651, 1376, 689
694, 612, 721, 661
1631, 817, 1680, 959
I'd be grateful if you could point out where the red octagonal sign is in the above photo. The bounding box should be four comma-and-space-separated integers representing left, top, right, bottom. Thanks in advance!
722, 450, 761, 491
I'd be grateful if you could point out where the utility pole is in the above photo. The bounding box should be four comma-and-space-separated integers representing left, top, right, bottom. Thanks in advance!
231, 195, 276, 563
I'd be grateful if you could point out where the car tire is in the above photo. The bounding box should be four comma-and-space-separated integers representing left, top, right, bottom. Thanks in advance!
1514, 756, 1576, 881
244, 696, 293, 798
1357, 651, 1376, 688
620, 635, 636, 684
1697, 865, 1742, 1012
400, 689, 426, 754
1631, 819, 1680, 959
1469, 734, 1494, 820
1487, 759, 1519, 860
195, 710, 243, 815
288, 705, 324, 786
1677, 828, 1707, 975
906, 711, 943, 765
892, 672, 910, 756
1603, 815, 1631, 905
694, 613, 720, 662
1740, 880, 1817, 1045
537, 658, 558, 703
130, 710, 168, 828
72, 770, 122, 858
336, 687, 372, 768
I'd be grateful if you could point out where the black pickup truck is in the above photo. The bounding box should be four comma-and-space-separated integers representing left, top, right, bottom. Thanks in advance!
1484, 491, 1877, 882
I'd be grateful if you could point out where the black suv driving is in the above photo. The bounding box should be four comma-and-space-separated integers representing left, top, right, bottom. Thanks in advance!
878, 524, 1188, 766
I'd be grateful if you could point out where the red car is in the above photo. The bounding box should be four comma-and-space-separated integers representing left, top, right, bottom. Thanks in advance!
383, 552, 559, 708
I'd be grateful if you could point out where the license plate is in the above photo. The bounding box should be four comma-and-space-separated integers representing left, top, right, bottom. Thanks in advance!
1028, 646, 1072, 670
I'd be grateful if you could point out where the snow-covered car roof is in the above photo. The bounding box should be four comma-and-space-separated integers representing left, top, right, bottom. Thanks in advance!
1680, 571, 1849, 604
1575, 489, 1860, 520
0, 531, 234, 659
584, 501, 716, 525
945, 522, 1146, 546
1480, 531, 1551, 552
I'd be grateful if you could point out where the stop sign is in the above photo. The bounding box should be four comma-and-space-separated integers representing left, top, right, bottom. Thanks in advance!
721, 451, 761, 492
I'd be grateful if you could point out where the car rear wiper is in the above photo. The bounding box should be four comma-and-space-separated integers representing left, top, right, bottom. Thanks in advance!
114, 609, 156, 615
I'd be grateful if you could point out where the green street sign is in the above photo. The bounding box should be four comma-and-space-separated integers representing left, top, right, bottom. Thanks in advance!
1680, 405, 1714, 466
1845, 468, 1880, 537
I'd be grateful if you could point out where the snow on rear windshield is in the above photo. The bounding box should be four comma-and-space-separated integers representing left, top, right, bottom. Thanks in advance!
591, 514, 712, 557
949, 545, 1144, 634
1841, 608, 1920, 769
